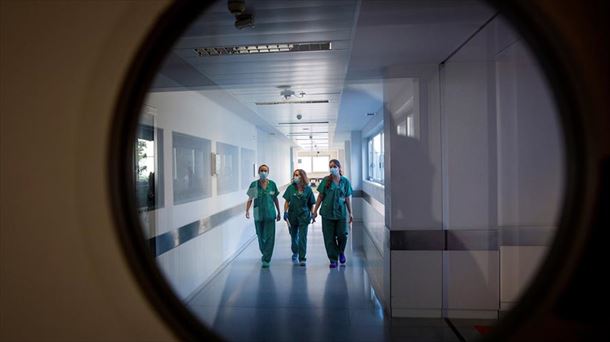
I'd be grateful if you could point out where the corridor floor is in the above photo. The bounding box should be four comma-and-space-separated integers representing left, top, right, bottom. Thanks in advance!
187, 221, 492, 341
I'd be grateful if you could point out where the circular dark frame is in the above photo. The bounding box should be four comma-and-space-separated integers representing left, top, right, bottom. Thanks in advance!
109, 1, 607, 340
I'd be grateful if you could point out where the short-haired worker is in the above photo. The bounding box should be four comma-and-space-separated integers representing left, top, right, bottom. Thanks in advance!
246, 164, 281, 268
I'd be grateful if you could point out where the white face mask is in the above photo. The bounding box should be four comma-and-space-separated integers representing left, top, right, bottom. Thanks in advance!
259, 171, 268, 179
330, 167, 339, 176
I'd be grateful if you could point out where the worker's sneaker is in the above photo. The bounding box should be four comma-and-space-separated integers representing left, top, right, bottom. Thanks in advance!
329, 261, 338, 268
299, 260, 307, 266
262, 261, 270, 268
292, 254, 299, 263
339, 253, 346, 265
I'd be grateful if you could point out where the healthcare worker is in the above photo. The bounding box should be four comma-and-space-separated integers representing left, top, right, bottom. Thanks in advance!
282, 169, 316, 266
312, 159, 353, 268
246, 164, 281, 268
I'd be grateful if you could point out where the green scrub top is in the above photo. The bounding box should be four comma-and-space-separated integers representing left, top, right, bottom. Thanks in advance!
317, 176, 353, 220
247, 180, 279, 221
282, 184, 316, 223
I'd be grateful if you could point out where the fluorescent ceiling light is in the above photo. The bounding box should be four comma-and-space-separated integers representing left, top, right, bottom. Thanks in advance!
194, 41, 331, 57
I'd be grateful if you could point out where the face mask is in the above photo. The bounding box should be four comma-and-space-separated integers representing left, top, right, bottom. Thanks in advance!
330, 167, 339, 176
293, 176, 300, 184
259, 171, 268, 179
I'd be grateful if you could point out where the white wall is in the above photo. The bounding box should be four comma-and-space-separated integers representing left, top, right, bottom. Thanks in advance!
384, 77, 443, 230
438, 17, 563, 318
354, 100, 388, 309
257, 128, 292, 186
382, 70, 444, 317
493, 19, 563, 310
144, 91, 257, 237
144, 90, 291, 299
371, 17, 563, 319
440, 27, 498, 318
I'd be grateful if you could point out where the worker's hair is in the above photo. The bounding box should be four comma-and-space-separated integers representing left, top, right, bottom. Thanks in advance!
258, 164, 269, 172
293, 169, 309, 187
325, 159, 343, 189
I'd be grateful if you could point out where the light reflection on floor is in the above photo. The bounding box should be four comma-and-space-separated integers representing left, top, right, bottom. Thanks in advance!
187, 221, 493, 341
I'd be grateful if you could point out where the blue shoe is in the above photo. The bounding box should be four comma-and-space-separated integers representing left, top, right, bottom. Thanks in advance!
339, 253, 346, 265
262, 261, 270, 268
291, 254, 298, 263
329, 261, 337, 268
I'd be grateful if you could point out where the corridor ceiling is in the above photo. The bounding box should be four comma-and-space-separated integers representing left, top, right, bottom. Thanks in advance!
151, 0, 494, 151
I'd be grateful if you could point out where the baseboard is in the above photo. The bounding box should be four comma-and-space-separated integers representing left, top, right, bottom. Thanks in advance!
445, 309, 499, 319
500, 301, 514, 312
392, 308, 442, 318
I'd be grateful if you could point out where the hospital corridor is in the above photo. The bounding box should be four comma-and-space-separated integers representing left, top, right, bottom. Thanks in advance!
1, 0, 609, 341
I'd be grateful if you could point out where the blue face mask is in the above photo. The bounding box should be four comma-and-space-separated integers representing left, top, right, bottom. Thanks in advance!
330, 167, 339, 176
293, 176, 300, 184
259, 171, 268, 179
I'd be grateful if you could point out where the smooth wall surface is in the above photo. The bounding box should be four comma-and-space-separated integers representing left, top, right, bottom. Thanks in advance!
0, 1, 177, 340
367, 14, 563, 318
439, 16, 563, 317
493, 18, 562, 310
143, 90, 294, 300
144, 91, 258, 236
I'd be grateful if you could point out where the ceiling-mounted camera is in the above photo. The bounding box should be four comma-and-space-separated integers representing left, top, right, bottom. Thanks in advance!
280, 89, 295, 99
228, 0, 254, 30
228, 0, 246, 15
235, 13, 255, 30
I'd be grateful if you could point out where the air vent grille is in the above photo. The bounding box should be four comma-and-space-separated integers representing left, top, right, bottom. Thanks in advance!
255, 100, 329, 105
195, 42, 332, 57
278, 121, 329, 125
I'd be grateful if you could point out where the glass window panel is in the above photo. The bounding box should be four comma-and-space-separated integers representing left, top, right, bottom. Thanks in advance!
135, 125, 164, 210
298, 156, 312, 173
367, 131, 385, 184
368, 139, 373, 180
407, 115, 414, 137
380, 132, 385, 183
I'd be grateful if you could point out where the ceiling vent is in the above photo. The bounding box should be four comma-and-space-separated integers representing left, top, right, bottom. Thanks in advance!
286, 132, 328, 136
278, 121, 329, 125
255, 100, 329, 105
194, 41, 332, 57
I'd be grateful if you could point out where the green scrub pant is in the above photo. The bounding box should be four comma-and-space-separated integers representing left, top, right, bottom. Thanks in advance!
321, 218, 348, 262
288, 219, 308, 261
255, 219, 275, 263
